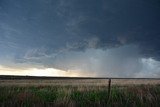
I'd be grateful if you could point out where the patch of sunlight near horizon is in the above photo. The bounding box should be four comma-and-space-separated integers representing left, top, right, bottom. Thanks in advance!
0, 65, 95, 77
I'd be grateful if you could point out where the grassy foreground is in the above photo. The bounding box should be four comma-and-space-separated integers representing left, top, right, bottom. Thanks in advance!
0, 85, 160, 107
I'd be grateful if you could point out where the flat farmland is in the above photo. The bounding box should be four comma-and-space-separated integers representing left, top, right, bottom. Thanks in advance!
0, 76, 160, 107
0, 76, 160, 86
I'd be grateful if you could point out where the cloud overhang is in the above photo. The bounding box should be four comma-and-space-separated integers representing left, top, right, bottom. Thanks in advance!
0, 0, 160, 77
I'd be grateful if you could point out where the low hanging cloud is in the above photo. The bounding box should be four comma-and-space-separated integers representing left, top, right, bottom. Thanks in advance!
17, 45, 159, 78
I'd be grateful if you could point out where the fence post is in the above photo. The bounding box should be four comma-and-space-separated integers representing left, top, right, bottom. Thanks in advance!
107, 78, 111, 104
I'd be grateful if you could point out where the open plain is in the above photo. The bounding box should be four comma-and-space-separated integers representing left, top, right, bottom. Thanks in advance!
0, 75, 160, 107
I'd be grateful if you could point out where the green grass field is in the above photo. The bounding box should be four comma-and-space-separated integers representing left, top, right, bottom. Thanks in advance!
0, 76, 160, 107
0, 84, 160, 107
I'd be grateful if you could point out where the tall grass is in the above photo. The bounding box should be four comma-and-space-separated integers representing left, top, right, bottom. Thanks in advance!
0, 85, 160, 107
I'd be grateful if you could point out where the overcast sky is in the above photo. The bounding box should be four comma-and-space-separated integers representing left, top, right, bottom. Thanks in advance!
0, 0, 160, 77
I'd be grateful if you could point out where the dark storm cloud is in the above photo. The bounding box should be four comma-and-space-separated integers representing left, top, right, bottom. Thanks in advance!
0, 0, 160, 77
61, 0, 160, 59
0, 0, 160, 54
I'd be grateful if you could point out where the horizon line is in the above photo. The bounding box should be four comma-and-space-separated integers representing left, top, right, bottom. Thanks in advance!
0, 75, 160, 80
